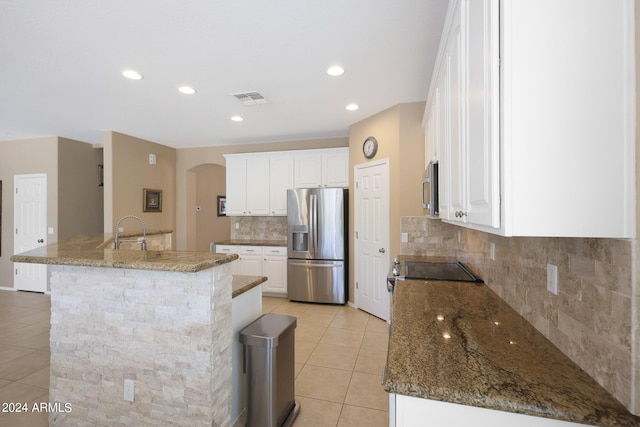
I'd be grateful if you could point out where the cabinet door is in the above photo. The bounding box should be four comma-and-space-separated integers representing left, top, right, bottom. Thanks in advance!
464, 0, 499, 228
225, 156, 248, 215
245, 156, 270, 215
322, 149, 349, 188
237, 254, 263, 276
294, 152, 323, 188
269, 154, 294, 215
446, 2, 465, 223
262, 254, 287, 295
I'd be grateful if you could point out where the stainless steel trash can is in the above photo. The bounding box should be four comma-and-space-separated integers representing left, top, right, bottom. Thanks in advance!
240, 314, 300, 427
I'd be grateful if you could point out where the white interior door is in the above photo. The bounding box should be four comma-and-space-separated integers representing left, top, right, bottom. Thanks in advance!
354, 160, 390, 321
14, 174, 48, 292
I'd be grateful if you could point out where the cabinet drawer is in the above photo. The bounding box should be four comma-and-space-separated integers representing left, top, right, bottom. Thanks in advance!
238, 246, 263, 255
216, 245, 238, 254
262, 246, 287, 256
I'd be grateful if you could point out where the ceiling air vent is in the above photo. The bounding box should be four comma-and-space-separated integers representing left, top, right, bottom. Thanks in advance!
231, 91, 268, 106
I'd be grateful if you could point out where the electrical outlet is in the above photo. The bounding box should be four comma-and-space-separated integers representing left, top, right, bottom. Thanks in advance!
124, 379, 135, 402
401, 232, 408, 243
235, 222, 240, 230
547, 264, 558, 295
489, 242, 496, 261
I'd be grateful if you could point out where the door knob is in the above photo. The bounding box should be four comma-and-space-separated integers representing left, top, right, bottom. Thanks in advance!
379, 248, 386, 253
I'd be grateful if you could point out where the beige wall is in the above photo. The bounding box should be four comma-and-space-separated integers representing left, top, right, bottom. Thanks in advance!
58, 138, 103, 240
104, 132, 176, 240
0, 137, 102, 288
176, 137, 348, 250
192, 164, 230, 251
0, 137, 59, 288
348, 102, 425, 302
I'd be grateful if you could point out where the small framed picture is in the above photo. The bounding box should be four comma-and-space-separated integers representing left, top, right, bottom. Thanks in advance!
143, 188, 162, 212
217, 196, 226, 216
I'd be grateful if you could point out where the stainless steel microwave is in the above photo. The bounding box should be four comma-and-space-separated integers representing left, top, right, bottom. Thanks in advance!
422, 161, 439, 218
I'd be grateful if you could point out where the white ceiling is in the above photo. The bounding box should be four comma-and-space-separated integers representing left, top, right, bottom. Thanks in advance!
0, 0, 448, 149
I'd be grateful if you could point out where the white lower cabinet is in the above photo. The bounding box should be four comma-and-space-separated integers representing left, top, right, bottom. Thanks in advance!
218, 245, 288, 296
261, 247, 288, 295
393, 394, 592, 427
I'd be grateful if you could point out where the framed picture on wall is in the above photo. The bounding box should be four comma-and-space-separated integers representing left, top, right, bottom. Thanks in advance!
143, 188, 162, 212
217, 196, 226, 216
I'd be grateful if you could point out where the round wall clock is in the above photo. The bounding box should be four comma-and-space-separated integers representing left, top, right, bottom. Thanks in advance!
363, 136, 378, 159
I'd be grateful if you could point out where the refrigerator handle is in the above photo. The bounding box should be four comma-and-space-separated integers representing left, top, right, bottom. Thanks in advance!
310, 194, 318, 257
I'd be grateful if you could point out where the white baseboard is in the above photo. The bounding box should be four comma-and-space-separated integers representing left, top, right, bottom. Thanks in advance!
0, 286, 16, 291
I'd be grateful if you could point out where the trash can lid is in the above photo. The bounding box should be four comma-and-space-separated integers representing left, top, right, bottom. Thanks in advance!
239, 314, 297, 348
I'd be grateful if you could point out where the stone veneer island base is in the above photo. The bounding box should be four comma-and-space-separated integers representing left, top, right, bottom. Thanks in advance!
11, 233, 241, 426
49, 263, 233, 426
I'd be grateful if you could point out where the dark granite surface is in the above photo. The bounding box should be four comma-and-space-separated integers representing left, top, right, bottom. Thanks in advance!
383, 279, 640, 427
11, 233, 237, 273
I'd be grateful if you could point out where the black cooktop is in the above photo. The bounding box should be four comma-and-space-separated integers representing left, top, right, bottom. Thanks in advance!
403, 261, 483, 283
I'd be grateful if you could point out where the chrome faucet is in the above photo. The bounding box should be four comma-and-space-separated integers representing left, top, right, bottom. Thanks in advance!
114, 215, 147, 250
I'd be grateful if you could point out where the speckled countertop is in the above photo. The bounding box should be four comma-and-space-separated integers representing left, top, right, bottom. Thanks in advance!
215, 239, 287, 247
383, 279, 640, 427
232, 275, 266, 298
11, 233, 237, 273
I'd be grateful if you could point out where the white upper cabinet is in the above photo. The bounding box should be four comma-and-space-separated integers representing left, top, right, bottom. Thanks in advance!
225, 147, 349, 217
294, 147, 349, 188
269, 154, 294, 215
426, 0, 635, 238
225, 154, 270, 216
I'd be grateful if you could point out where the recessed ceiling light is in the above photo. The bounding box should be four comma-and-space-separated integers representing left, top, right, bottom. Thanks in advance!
178, 86, 196, 95
231, 116, 244, 122
346, 103, 359, 111
327, 65, 345, 76
122, 69, 143, 80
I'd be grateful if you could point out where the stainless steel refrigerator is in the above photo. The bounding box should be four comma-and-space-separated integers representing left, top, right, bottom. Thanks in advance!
287, 188, 348, 304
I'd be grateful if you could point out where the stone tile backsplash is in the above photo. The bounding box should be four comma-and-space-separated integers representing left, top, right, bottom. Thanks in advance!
230, 216, 288, 241
400, 216, 639, 414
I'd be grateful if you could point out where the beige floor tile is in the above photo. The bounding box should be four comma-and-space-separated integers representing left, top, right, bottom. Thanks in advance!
344, 372, 389, 411
17, 367, 50, 388
271, 302, 309, 317
12, 310, 50, 325
293, 396, 342, 427
298, 310, 336, 327
0, 382, 48, 407
295, 363, 304, 378
354, 348, 388, 376
0, 321, 32, 336
306, 343, 359, 371
0, 349, 50, 381
6, 331, 49, 350
361, 331, 389, 351
0, 345, 37, 366
295, 340, 317, 364
320, 328, 364, 348
296, 365, 351, 403
0, 324, 49, 342
262, 296, 286, 313
366, 317, 389, 334
329, 311, 370, 331
296, 323, 327, 343
337, 404, 388, 427
0, 408, 49, 426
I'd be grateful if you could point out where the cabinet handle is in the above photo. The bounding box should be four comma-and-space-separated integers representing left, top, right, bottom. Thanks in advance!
455, 211, 468, 218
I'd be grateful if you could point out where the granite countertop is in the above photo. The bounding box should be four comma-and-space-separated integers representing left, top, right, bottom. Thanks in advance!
215, 239, 287, 247
232, 275, 267, 298
11, 233, 237, 273
383, 279, 640, 427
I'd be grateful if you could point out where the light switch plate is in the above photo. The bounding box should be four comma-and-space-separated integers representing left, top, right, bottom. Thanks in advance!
401, 232, 408, 243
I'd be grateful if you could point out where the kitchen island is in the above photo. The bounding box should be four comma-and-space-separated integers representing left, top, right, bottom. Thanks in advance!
383, 279, 640, 427
11, 234, 260, 426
